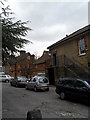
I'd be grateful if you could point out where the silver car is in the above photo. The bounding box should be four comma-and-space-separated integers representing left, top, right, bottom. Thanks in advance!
26, 76, 49, 91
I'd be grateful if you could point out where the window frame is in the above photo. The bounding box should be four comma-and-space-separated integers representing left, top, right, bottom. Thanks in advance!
78, 38, 86, 56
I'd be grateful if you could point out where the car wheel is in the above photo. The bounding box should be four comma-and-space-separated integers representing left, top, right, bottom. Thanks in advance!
46, 88, 49, 91
5, 80, 7, 83
7, 80, 9, 83
34, 86, 37, 92
60, 92, 65, 100
5, 80, 9, 83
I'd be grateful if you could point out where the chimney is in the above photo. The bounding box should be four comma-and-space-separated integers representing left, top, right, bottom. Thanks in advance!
43, 51, 48, 55
66, 34, 69, 37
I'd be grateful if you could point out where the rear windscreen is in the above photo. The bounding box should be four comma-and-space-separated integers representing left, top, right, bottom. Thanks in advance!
39, 78, 48, 83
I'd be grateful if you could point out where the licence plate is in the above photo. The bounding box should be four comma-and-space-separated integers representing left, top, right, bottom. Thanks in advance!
42, 86, 47, 89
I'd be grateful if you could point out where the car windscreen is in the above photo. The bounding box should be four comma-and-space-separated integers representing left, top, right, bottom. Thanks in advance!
17, 77, 26, 81
39, 78, 48, 83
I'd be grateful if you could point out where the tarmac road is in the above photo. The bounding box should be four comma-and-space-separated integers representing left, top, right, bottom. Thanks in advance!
2, 83, 89, 118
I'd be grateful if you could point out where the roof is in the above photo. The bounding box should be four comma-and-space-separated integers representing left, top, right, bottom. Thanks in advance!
16, 52, 31, 62
9, 52, 35, 65
47, 24, 90, 50
34, 51, 50, 65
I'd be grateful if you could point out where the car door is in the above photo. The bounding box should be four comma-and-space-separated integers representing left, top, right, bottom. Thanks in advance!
27, 78, 33, 89
11, 77, 18, 86
28, 78, 36, 89
12, 78, 17, 86
31, 78, 37, 89
74, 80, 89, 100
64, 80, 76, 98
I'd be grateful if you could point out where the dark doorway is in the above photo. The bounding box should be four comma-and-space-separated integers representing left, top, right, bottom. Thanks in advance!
53, 53, 57, 66
48, 68, 55, 85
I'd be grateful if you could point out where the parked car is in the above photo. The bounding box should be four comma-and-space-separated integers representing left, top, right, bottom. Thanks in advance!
10, 76, 27, 87
55, 77, 90, 103
26, 76, 49, 91
26, 78, 31, 83
0, 74, 11, 82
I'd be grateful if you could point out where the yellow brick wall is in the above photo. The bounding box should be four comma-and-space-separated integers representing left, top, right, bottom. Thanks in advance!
51, 33, 89, 69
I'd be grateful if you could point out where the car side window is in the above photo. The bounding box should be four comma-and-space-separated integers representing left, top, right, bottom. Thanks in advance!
33, 78, 36, 82
64, 80, 75, 87
75, 81, 85, 88
30, 78, 34, 82
58, 80, 65, 85
2, 75, 6, 78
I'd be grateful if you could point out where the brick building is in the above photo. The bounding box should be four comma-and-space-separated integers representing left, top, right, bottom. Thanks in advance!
47, 24, 90, 84
10, 51, 35, 78
32, 51, 51, 77
9, 50, 51, 80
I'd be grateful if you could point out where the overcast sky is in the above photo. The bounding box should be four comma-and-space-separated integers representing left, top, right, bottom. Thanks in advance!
7, 0, 89, 57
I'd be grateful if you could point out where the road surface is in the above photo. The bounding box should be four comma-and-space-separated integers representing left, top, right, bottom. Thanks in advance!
2, 83, 89, 118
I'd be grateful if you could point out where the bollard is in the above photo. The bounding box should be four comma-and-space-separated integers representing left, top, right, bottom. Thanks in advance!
27, 109, 42, 120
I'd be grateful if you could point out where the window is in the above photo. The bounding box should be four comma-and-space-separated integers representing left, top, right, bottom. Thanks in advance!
58, 80, 65, 84
39, 78, 48, 83
33, 78, 36, 82
75, 81, 85, 88
78, 38, 86, 56
64, 80, 75, 87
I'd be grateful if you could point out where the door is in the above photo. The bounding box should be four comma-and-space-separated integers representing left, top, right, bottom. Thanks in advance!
63, 80, 76, 98
28, 78, 36, 89
75, 80, 89, 100
48, 68, 55, 85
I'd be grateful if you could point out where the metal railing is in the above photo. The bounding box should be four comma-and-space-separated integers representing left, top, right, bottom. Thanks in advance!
51, 55, 89, 75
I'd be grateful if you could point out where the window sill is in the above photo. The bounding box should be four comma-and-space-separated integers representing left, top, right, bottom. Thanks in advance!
79, 53, 86, 57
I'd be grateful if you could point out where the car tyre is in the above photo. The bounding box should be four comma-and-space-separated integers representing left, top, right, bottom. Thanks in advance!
60, 92, 65, 100
34, 86, 37, 92
5, 80, 9, 83
7, 80, 9, 83
46, 88, 49, 91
